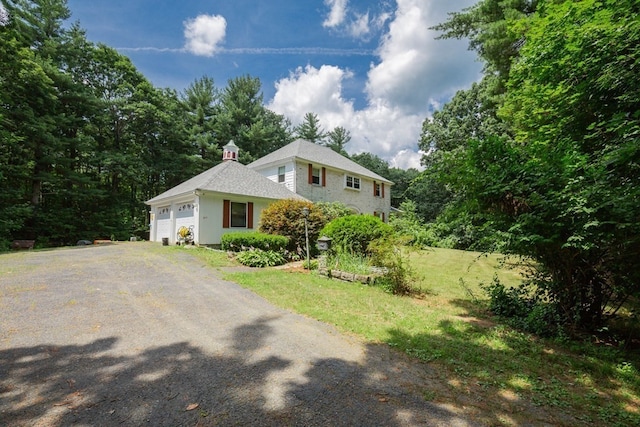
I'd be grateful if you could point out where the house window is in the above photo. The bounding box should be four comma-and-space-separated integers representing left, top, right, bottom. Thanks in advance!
278, 166, 285, 183
345, 175, 360, 190
312, 167, 321, 185
374, 182, 381, 197
230, 202, 247, 227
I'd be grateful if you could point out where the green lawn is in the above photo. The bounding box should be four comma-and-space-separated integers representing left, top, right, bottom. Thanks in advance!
187, 245, 639, 426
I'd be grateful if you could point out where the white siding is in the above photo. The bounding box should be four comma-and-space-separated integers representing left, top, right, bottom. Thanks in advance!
253, 162, 296, 193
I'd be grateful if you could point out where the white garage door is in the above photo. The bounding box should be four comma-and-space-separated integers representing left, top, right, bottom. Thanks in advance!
175, 202, 195, 237
156, 206, 171, 239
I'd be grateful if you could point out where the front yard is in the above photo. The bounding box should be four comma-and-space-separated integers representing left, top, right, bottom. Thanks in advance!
184, 245, 639, 426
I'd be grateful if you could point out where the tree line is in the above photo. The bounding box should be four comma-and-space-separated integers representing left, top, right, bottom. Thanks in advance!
0, 0, 423, 248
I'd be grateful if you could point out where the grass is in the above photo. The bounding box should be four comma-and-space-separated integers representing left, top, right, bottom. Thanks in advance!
186, 245, 640, 426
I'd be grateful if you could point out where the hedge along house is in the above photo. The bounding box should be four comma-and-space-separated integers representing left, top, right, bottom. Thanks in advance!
248, 139, 393, 221
146, 141, 306, 246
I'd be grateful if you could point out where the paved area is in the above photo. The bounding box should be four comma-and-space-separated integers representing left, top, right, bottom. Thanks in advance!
0, 242, 476, 426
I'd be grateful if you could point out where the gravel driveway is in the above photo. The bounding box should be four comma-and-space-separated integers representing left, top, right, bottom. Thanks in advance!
0, 242, 476, 426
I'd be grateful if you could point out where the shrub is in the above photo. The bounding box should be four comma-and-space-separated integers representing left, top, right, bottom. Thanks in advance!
482, 277, 566, 337
259, 199, 326, 256
369, 235, 420, 296
235, 249, 286, 267
221, 232, 288, 253
320, 214, 392, 256
315, 201, 354, 222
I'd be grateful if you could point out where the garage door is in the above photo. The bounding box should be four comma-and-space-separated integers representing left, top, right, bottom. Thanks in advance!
156, 206, 171, 240
175, 202, 195, 237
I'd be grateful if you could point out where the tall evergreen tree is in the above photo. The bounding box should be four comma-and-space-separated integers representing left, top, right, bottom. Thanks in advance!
295, 112, 326, 144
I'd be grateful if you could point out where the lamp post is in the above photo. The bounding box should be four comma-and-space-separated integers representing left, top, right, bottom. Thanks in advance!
302, 206, 310, 269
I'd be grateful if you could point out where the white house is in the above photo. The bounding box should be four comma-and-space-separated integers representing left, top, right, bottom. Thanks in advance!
146, 141, 306, 245
248, 139, 393, 220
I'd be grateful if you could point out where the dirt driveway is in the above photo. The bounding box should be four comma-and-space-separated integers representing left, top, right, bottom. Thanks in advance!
0, 242, 476, 426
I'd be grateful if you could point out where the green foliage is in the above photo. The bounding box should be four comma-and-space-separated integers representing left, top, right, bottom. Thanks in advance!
388, 200, 430, 247
369, 235, 419, 296
325, 252, 372, 275
214, 75, 292, 163
220, 232, 288, 253
428, 0, 640, 332
235, 249, 286, 267
320, 214, 392, 256
325, 126, 350, 155
295, 112, 326, 144
482, 277, 566, 338
259, 199, 326, 256
314, 201, 353, 222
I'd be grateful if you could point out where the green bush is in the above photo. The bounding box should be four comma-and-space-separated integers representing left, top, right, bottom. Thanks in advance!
221, 232, 288, 253
259, 199, 326, 256
315, 201, 354, 222
482, 277, 566, 337
320, 214, 392, 256
369, 235, 419, 296
235, 249, 286, 267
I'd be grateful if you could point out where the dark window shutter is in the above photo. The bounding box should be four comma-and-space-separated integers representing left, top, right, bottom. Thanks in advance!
223, 200, 230, 228
247, 202, 254, 229
382, 212, 385, 222
373, 181, 377, 196
382, 183, 385, 198
308, 163, 313, 184
322, 167, 326, 187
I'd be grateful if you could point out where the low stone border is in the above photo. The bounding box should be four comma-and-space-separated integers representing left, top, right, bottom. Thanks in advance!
318, 267, 380, 285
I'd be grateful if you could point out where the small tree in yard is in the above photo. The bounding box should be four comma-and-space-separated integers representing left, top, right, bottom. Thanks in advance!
259, 199, 326, 257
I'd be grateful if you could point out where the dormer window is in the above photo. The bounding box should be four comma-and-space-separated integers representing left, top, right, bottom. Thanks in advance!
345, 175, 360, 190
278, 166, 286, 183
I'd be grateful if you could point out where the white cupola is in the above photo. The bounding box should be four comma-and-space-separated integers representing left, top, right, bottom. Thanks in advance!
222, 140, 239, 161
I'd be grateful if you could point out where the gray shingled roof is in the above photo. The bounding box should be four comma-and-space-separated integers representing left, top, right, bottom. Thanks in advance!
146, 160, 306, 204
247, 139, 393, 184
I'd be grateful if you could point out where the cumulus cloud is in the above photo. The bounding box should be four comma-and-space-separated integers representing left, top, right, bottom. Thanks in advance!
267, 65, 424, 169
366, 0, 480, 112
323, 0, 349, 28
270, 0, 480, 170
183, 14, 227, 57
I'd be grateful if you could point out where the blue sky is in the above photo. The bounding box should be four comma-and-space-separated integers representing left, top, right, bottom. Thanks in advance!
63, 0, 481, 169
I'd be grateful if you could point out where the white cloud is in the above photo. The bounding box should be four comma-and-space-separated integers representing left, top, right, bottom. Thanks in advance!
323, 0, 349, 28
268, 65, 423, 168
269, 0, 481, 170
183, 14, 227, 57
366, 0, 480, 112
269, 65, 355, 127
348, 12, 370, 39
